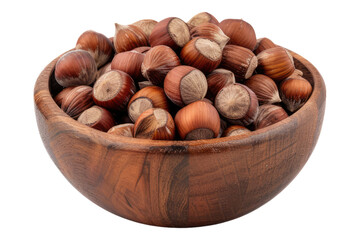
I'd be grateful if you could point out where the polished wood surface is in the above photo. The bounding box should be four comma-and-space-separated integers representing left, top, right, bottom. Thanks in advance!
34, 50, 326, 227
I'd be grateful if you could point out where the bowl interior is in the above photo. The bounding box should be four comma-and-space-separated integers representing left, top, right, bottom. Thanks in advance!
46, 54, 316, 148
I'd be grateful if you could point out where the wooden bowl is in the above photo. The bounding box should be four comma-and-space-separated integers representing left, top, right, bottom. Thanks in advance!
34, 50, 326, 227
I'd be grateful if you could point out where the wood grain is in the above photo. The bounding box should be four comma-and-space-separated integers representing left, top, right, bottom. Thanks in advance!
34, 50, 326, 227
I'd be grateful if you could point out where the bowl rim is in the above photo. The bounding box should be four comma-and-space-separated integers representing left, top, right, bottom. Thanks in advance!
34, 49, 325, 153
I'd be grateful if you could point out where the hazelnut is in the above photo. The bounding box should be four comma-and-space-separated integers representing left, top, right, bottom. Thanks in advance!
257, 46, 295, 81
107, 123, 134, 137
245, 74, 281, 105
187, 12, 220, 29
222, 125, 251, 137
149, 17, 190, 50
180, 37, 222, 74
132, 46, 151, 54
164, 65, 208, 107
75, 30, 114, 68
132, 19, 158, 40
92, 70, 136, 111
253, 37, 277, 55
127, 86, 170, 122
280, 77, 312, 112
96, 62, 112, 80
133, 108, 175, 140
61, 85, 94, 119
49, 14, 315, 142
219, 19, 257, 50
175, 100, 220, 140
190, 23, 230, 50
111, 50, 145, 80
109, 37, 114, 46
113, 23, 148, 53
78, 105, 115, 132
254, 104, 288, 129
138, 80, 154, 89
141, 45, 181, 86
54, 87, 75, 106
201, 98, 214, 105
54, 50, 97, 87
220, 44, 258, 81
206, 68, 235, 100
286, 69, 304, 79
216, 118, 228, 138
215, 83, 259, 126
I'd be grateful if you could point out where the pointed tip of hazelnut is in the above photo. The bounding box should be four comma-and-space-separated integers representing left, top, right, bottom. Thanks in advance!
115, 23, 124, 31
270, 92, 282, 104
188, 12, 220, 29
190, 23, 229, 50
245, 56, 258, 79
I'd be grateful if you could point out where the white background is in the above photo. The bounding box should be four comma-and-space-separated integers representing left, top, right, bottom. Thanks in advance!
1, 0, 359, 239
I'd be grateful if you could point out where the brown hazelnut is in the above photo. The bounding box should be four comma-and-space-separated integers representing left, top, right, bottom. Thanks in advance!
201, 98, 214, 105
149, 17, 190, 50
141, 45, 181, 86
138, 80, 154, 89
54, 87, 75, 106
187, 12, 220, 29
175, 100, 220, 140
219, 19, 257, 50
220, 44, 258, 81
132, 19, 158, 40
190, 23, 230, 50
222, 125, 251, 137
206, 68, 235, 100
78, 105, 115, 132
254, 104, 288, 129
92, 70, 136, 111
132, 46, 151, 54
133, 108, 175, 140
217, 118, 228, 138
215, 83, 259, 126
127, 86, 170, 122
107, 123, 134, 137
286, 69, 304, 79
113, 23, 148, 53
245, 74, 281, 105
253, 37, 277, 55
75, 30, 114, 68
95, 62, 112, 80
111, 50, 145, 80
257, 46, 295, 82
280, 77, 312, 112
54, 50, 97, 87
164, 65, 208, 107
61, 85, 94, 119
180, 37, 222, 74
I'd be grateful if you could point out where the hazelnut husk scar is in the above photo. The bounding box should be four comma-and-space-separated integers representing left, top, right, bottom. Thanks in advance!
52, 12, 313, 139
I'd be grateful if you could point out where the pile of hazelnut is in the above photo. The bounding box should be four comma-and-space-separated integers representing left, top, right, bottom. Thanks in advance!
53, 12, 313, 140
